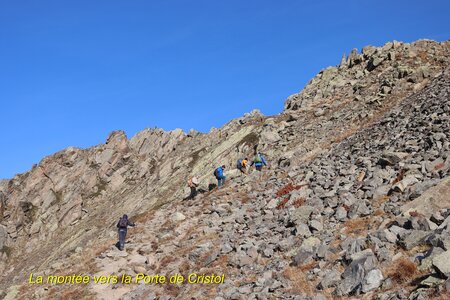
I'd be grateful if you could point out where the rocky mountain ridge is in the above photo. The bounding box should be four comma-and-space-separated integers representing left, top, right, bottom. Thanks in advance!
0, 39, 449, 299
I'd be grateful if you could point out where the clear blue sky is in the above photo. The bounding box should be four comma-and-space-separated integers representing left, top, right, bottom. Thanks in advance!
1, 0, 449, 179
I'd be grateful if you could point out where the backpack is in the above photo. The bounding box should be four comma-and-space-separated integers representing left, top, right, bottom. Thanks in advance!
254, 154, 262, 163
119, 217, 128, 228
213, 168, 219, 178
237, 159, 242, 169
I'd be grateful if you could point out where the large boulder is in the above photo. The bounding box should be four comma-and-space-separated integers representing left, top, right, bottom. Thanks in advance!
433, 251, 450, 277
401, 177, 450, 217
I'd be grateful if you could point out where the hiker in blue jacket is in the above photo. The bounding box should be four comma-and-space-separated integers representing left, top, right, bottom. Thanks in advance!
214, 165, 226, 189
116, 214, 135, 251
250, 152, 267, 171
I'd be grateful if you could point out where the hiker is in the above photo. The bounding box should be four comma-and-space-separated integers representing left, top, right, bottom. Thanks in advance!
237, 158, 248, 174
187, 175, 199, 200
116, 214, 135, 251
251, 152, 267, 171
0, 191, 5, 214
214, 165, 226, 189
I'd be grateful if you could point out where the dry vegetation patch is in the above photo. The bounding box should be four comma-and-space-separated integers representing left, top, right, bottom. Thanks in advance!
276, 197, 289, 209
276, 183, 306, 198
342, 217, 372, 236
299, 261, 318, 272
386, 258, 418, 284
283, 266, 315, 295
293, 197, 306, 208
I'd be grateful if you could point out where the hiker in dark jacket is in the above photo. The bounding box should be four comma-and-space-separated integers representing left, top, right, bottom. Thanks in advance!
214, 165, 226, 189
250, 152, 267, 171
187, 175, 199, 200
117, 214, 135, 251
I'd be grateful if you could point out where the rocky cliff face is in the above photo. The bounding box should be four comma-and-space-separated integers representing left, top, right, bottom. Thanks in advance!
0, 39, 449, 299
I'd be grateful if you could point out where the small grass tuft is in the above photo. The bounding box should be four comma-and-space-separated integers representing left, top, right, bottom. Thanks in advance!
276, 183, 305, 198
283, 266, 314, 295
342, 217, 371, 236
387, 258, 417, 284
276, 198, 289, 209
293, 197, 306, 208
434, 162, 445, 171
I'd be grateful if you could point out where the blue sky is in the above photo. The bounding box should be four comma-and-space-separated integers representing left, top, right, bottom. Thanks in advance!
1, 0, 449, 179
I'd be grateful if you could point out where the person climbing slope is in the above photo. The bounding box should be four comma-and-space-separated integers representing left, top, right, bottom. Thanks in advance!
214, 165, 226, 189
116, 214, 135, 251
237, 158, 248, 174
251, 152, 267, 171
187, 175, 199, 200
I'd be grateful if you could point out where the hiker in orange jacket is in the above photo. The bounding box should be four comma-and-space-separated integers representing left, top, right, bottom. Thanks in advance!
237, 158, 248, 174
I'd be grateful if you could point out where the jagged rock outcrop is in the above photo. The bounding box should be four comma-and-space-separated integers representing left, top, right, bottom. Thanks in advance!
0, 39, 449, 299
285, 40, 449, 111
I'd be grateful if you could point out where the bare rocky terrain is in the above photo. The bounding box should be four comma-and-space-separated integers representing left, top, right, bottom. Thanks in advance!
0, 39, 449, 299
